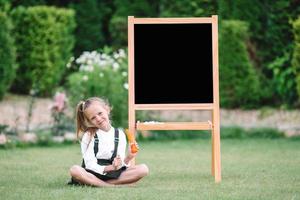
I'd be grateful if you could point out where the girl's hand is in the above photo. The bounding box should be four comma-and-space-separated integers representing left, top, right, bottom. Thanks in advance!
127, 142, 139, 158
112, 155, 122, 170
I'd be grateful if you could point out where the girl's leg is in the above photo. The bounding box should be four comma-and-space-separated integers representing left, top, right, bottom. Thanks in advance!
106, 164, 149, 185
69, 165, 113, 187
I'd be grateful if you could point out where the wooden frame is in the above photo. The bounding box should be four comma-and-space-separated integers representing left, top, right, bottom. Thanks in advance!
128, 16, 221, 183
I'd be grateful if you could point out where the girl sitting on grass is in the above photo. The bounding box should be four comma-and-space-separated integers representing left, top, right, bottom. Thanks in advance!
69, 97, 149, 187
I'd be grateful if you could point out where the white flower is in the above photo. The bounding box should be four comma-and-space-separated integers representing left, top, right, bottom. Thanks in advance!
66, 63, 71, 68
99, 60, 107, 67
70, 56, 75, 62
30, 89, 37, 95
112, 62, 120, 71
87, 65, 94, 72
118, 49, 126, 58
123, 83, 128, 90
113, 52, 120, 59
82, 75, 89, 81
87, 59, 92, 65
122, 71, 127, 76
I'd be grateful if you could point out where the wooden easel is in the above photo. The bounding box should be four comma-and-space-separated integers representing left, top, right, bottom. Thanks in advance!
127, 15, 221, 183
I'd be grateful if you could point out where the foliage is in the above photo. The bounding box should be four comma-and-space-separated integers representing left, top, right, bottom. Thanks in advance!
69, 0, 106, 56
10, 6, 76, 96
159, 0, 217, 17
138, 126, 285, 141
109, 0, 159, 48
292, 17, 300, 103
2, 1, 299, 108
0, 11, 17, 100
218, 0, 300, 71
108, 16, 128, 48
220, 126, 285, 139
0, 0, 11, 12
219, 20, 261, 108
66, 48, 128, 128
267, 51, 298, 106
11, 0, 46, 7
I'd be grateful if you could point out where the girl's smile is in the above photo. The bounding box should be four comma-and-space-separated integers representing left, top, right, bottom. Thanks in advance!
84, 102, 111, 131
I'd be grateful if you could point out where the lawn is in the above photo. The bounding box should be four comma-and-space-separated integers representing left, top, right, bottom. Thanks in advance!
0, 139, 299, 200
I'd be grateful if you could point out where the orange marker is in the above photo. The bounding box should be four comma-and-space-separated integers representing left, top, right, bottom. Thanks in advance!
125, 129, 139, 153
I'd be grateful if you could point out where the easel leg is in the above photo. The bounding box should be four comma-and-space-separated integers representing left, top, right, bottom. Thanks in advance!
211, 129, 215, 177
213, 127, 221, 183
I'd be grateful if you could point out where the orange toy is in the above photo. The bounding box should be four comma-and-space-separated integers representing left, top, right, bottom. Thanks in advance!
125, 129, 139, 153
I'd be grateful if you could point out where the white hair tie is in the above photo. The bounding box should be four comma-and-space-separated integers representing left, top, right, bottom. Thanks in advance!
82, 101, 86, 110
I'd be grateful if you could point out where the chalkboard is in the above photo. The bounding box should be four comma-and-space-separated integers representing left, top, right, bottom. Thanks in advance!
134, 23, 213, 104
128, 16, 221, 183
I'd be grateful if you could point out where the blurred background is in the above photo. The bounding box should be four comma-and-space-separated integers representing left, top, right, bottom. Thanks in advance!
0, 0, 300, 147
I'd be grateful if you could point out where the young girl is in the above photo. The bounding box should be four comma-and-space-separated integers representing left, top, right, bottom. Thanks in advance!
69, 97, 149, 187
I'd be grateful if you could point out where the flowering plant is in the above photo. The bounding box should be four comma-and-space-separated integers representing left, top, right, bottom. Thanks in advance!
66, 48, 128, 127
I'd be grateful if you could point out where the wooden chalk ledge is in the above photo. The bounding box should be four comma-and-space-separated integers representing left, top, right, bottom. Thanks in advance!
136, 121, 212, 130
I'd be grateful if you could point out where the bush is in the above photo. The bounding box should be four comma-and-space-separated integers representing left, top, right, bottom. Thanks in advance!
109, 16, 128, 48
66, 48, 128, 128
219, 20, 261, 108
159, 0, 217, 17
69, 0, 105, 56
267, 51, 298, 106
109, 0, 159, 48
292, 17, 300, 103
138, 126, 285, 141
0, 11, 16, 100
10, 6, 75, 96
218, 0, 300, 71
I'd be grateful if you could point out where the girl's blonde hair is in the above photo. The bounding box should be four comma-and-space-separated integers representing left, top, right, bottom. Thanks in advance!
75, 97, 111, 139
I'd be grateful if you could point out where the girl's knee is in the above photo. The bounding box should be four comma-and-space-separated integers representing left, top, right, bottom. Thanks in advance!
70, 165, 82, 177
138, 164, 149, 177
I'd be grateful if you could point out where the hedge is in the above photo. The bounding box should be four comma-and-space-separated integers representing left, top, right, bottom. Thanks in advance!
292, 17, 300, 102
0, 11, 16, 100
219, 20, 261, 108
10, 6, 75, 96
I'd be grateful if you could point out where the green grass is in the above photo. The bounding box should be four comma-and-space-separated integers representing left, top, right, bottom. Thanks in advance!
0, 139, 299, 200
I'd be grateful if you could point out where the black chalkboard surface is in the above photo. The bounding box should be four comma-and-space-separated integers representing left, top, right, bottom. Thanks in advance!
134, 23, 213, 104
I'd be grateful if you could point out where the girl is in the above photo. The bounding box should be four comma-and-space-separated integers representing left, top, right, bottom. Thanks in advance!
69, 97, 149, 187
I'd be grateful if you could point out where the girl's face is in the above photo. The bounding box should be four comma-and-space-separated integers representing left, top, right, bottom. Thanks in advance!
84, 101, 111, 132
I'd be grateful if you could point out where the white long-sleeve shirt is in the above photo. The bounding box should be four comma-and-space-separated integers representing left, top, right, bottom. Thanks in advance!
81, 127, 127, 175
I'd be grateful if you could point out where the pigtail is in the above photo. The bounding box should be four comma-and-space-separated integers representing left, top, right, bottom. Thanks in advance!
75, 101, 87, 139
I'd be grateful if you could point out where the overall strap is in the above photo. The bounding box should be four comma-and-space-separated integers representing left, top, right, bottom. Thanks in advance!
93, 133, 99, 156
110, 128, 119, 162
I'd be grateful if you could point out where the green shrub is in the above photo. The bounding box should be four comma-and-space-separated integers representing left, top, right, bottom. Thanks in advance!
0, 0, 11, 12
138, 126, 285, 141
66, 48, 128, 128
0, 11, 16, 100
292, 17, 300, 103
109, 0, 159, 48
219, 20, 261, 108
220, 126, 245, 139
159, 0, 217, 17
267, 51, 298, 106
10, 6, 75, 96
218, 0, 300, 71
246, 127, 284, 139
69, 0, 105, 56
109, 16, 128, 48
